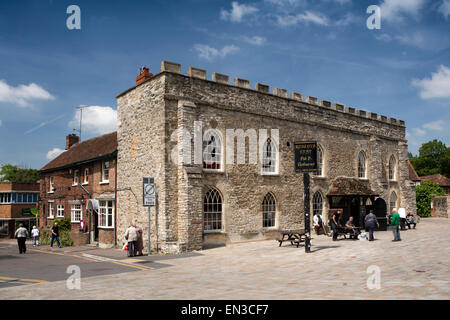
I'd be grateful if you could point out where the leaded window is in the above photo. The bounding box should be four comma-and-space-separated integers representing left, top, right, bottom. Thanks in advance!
313, 192, 323, 216
262, 193, 276, 227
262, 138, 277, 174
203, 188, 222, 231
358, 151, 367, 179
203, 130, 222, 170
316, 145, 324, 177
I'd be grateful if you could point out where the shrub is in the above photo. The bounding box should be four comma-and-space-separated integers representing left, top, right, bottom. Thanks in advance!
415, 181, 445, 217
39, 217, 74, 247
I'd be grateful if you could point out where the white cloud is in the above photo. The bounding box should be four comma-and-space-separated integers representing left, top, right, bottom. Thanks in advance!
412, 65, 450, 99
334, 12, 360, 26
423, 120, 446, 131
375, 32, 425, 48
0, 80, 54, 107
412, 127, 426, 136
193, 44, 240, 61
220, 2, 259, 22
379, 0, 426, 22
68, 106, 117, 135
241, 36, 266, 46
276, 11, 329, 26
46, 148, 65, 160
439, 0, 450, 19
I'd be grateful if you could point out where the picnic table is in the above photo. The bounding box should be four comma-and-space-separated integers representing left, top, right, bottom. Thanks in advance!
336, 226, 361, 239
278, 230, 307, 248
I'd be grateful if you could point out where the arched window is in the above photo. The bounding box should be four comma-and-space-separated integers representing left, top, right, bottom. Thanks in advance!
316, 145, 324, 177
390, 191, 397, 213
262, 193, 276, 227
358, 151, 367, 179
313, 192, 323, 216
262, 138, 277, 174
203, 188, 222, 231
203, 130, 222, 170
389, 156, 396, 180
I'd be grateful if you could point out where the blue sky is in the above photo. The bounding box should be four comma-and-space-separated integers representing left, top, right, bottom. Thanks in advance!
0, 0, 449, 169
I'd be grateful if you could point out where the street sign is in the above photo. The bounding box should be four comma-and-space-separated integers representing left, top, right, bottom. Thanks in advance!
294, 142, 318, 173
143, 177, 155, 206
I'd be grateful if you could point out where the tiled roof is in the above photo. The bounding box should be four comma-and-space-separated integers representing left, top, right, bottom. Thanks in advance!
40, 132, 117, 172
420, 174, 450, 187
408, 161, 421, 181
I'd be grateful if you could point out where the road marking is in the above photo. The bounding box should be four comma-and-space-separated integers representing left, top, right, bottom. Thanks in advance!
81, 253, 152, 270
0, 276, 48, 284
29, 248, 101, 262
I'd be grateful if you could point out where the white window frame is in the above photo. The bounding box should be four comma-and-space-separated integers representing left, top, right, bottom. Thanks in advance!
71, 204, 82, 223
83, 168, 89, 185
0, 193, 12, 204
101, 161, 110, 184
202, 130, 223, 172
49, 176, 55, 193
98, 200, 114, 228
73, 169, 79, 186
261, 138, 279, 175
57, 204, 64, 218
48, 201, 55, 219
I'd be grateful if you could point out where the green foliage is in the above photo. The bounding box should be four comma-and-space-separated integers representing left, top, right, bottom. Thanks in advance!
0, 164, 39, 183
410, 140, 450, 177
39, 217, 74, 247
415, 181, 445, 217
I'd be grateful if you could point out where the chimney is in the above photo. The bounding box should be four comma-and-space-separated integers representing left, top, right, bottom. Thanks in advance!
66, 134, 79, 150
136, 66, 153, 85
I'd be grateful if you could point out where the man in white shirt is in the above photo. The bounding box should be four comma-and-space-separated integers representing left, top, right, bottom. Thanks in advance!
313, 212, 328, 235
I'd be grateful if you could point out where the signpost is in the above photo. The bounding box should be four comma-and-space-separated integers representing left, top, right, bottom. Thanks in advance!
143, 177, 155, 255
294, 142, 318, 253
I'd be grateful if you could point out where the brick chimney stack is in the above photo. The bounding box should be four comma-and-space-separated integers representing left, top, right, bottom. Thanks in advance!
66, 134, 79, 150
136, 66, 153, 85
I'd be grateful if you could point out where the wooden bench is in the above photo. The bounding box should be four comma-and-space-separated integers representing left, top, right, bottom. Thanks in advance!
278, 231, 307, 247
336, 226, 360, 239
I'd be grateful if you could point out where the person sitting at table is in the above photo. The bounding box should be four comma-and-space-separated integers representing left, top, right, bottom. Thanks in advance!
406, 211, 417, 229
345, 216, 360, 239
313, 212, 326, 235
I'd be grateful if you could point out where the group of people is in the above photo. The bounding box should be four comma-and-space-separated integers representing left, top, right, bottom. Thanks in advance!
124, 223, 144, 257
13, 222, 62, 254
313, 207, 418, 242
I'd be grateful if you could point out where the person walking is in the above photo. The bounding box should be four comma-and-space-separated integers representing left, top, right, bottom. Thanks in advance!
31, 226, 40, 246
124, 224, 138, 257
330, 209, 342, 241
136, 225, 144, 256
391, 208, 401, 241
364, 210, 379, 241
50, 222, 61, 248
14, 224, 29, 254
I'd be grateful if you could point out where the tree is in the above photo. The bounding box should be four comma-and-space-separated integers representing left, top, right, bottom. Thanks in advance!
0, 164, 39, 183
410, 139, 450, 177
415, 181, 445, 217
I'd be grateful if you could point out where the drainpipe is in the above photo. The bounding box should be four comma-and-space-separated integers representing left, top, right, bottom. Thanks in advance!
79, 180, 92, 244
114, 156, 117, 248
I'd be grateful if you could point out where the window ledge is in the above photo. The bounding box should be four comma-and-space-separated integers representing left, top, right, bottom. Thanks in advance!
262, 227, 279, 231
98, 226, 114, 230
202, 169, 224, 174
48, 217, 54, 220
99, 181, 109, 185
72, 184, 78, 187
203, 230, 224, 234
47, 191, 54, 194
262, 173, 279, 176
358, 178, 369, 181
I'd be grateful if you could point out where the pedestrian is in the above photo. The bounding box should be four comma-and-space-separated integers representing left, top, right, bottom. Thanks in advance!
136, 224, 144, 256
14, 223, 29, 254
50, 222, 61, 248
406, 211, 417, 229
124, 223, 138, 257
313, 211, 328, 236
330, 209, 342, 241
391, 208, 401, 241
398, 208, 407, 230
31, 226, 40, 246
364, 210, 379, 241
345, 216, 360, 239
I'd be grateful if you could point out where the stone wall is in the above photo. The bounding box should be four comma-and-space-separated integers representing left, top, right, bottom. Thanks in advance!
116, 61, 416, 253
432, 196, 449, 218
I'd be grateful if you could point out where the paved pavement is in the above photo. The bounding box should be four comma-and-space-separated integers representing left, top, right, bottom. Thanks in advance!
0, 218, 449, 299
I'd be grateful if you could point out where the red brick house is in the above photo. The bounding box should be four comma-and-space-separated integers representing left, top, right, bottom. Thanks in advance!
420, 174, 450, 195
39, 132, 117, 248
0, 182, 40, 238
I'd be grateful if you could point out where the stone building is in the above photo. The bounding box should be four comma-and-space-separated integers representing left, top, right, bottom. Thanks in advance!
0, 182, 40, 238
39, 133, 117, 248
115, 61, 416, 253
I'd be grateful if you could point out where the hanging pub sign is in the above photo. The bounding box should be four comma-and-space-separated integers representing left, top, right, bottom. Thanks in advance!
294, 142, 318, 173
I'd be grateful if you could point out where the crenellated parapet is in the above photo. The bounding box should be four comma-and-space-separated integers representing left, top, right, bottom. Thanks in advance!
141, 60, 406, 127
